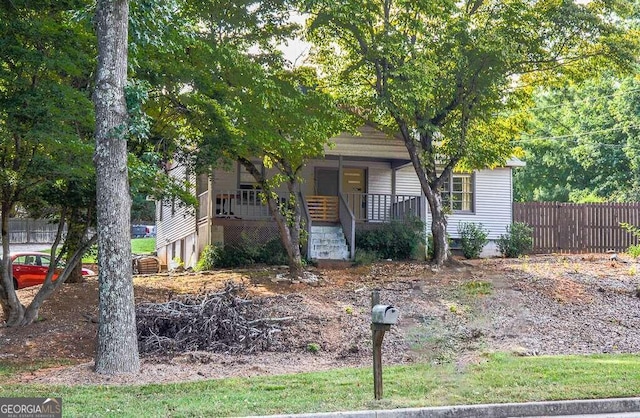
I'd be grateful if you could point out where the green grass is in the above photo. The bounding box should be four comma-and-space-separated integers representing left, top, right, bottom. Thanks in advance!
2, 353, 640, 417
131, 237, 156, 255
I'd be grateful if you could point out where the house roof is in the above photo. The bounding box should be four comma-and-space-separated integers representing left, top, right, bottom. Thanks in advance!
326, 124, 526, 168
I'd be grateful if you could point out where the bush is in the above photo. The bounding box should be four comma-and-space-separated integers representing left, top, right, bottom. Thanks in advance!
214, 237, 289, 268
458, 222, 489, 259
621, 223, 640, 258
353, 249, 379, 266
356, 217, 425, 260
195, 245, 221, 271
497, 222, 533, 258
628, 244, 640, 258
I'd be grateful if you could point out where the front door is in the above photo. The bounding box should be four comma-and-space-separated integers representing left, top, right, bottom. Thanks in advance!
342, 168, 366, 220
316, 168, 339, 196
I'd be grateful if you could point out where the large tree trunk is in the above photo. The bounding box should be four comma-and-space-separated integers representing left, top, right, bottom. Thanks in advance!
93, 0, 140, 374
264, 188, 304, 278
399, 126, 451, 266
0, 201, 25, 326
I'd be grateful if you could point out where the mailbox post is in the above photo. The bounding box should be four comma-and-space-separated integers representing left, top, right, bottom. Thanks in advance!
371, 289, 399, 400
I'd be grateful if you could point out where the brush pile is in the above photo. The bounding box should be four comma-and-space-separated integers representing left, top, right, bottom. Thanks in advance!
136, 282, 292, 355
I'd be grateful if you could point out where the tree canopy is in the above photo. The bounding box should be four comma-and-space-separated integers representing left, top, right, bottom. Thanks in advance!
302, 0, 639, 264
515, 74, 640, 203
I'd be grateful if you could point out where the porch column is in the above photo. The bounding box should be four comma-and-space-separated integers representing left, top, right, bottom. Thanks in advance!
207, 174, 214, 245
338, 155, 343, 194
391, 168, 396, 219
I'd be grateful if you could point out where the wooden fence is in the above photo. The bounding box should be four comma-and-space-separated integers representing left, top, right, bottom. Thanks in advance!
513, 202, 640, 254
2, 218, 62, 244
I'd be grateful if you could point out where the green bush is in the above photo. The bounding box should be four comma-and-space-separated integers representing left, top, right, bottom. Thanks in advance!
627, 244, 640, 258
195, 245, 221, 271
497, 222, 533, 258
356, 217, 425, 260
621, 223, 640, 257
214, 237, 289, 268
353, 249, 379, 266
458, 222, 489, 259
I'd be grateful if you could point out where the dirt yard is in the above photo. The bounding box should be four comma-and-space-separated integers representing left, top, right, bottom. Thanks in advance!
2, 253, 640, 385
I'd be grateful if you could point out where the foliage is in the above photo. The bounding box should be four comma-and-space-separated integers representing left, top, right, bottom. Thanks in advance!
356, 218, 425, 260
353, 249, 379, 266
306, 343, 321, 354
458, 223, 489, 259
628, 245, 640, 258
514, 75, 640, 203
621, 223, 640, 257
215, 238, 289, 268
497, 222, 534, 258
462, 281, 493, 296
195, 245, 221, 272
303, 0, 638, 265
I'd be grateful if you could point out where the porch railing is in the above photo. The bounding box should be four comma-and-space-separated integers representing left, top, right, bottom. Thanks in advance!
342, 193, 422, 222
306, 196, 339, 222
211, 189, 273, 220
197, 191, 209, 221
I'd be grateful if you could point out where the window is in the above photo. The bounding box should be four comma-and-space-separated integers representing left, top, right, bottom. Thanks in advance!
442, 173, 474, 212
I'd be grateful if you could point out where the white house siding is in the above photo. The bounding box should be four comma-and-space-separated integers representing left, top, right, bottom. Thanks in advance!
395, 166, 422, 195
156, 164, 198, 268
421, 167, 513, 256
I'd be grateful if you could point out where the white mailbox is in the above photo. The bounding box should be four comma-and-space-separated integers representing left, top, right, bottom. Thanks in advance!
372, 304, 399, 325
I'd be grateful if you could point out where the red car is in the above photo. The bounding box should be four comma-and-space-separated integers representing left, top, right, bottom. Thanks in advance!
11, 252, 95, 290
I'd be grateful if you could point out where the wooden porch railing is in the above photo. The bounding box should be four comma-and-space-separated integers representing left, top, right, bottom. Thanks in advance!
342, 193, 422, 222
306, 196, 339, 222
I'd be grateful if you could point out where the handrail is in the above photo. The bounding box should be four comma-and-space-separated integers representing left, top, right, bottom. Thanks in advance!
299, 191, 312, 258
338, 193, 356, 260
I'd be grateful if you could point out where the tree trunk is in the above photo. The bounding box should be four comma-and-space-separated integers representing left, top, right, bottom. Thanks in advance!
265, 188, 304, 278
65, 208, 86, 283
0, 201, 26, 326
93, 0, 140, 374
399, 126, 451, 266
428, 198, 449, 265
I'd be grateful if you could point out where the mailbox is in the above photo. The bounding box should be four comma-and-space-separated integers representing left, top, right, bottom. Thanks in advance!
372, 304, 399, 325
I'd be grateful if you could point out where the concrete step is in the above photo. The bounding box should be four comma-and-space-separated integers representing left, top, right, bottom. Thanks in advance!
309, 225, 350, 260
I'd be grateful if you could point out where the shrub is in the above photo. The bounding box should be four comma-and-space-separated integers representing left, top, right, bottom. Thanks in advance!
214, 237, 289, 268
458, 222, 489, 259
621, 223, 640, 258
497, 222, 533, 258
195, 245, 221, 271
628, 244, 640, 258
353, 249, 379, 266
356, 217, 425, 260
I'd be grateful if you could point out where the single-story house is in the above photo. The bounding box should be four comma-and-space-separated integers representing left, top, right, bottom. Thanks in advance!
155, 125, 524, 268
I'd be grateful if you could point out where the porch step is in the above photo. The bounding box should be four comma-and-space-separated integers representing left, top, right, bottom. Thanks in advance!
309, 225, 350, 260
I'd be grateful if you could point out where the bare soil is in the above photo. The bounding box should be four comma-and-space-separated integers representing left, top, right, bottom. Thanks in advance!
2, 254, 640, 385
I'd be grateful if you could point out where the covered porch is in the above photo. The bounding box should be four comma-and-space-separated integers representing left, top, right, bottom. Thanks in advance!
196, 188, 424, 260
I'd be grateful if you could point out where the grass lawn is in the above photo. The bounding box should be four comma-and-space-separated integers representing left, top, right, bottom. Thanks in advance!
2, 353, 640, 417
131, 237, 156, 255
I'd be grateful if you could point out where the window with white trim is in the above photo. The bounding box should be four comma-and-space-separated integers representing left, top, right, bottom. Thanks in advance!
442, 173, 474, 212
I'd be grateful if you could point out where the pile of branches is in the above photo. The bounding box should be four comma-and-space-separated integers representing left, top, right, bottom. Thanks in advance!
136, 282, 292, 355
